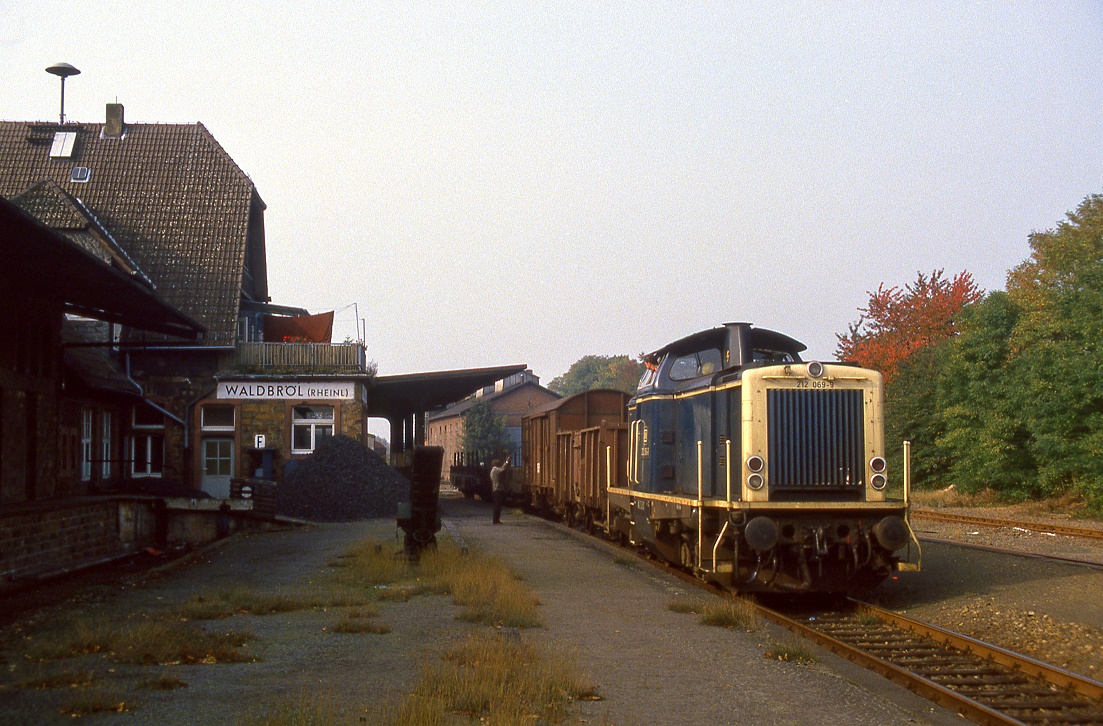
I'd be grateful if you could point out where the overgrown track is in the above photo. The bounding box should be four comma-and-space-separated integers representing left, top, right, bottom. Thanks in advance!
761, 600, 1103, 725
912, 509, 1103, 543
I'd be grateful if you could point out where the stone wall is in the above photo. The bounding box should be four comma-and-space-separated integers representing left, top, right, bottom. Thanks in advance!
0, 499, 125, 581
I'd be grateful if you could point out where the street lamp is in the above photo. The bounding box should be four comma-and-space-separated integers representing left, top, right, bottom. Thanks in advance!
46, 62, 81, 124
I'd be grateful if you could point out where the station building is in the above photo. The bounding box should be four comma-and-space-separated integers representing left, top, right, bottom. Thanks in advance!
426, 369, 559, 475
0, 103, 525, 581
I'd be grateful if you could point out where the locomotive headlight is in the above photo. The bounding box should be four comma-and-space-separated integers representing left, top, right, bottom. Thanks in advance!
807, 361, 824, 378
747, 473, 765, 490
869, 456, 886, 473
746, 455, 764, 473
870, 473, 887, 490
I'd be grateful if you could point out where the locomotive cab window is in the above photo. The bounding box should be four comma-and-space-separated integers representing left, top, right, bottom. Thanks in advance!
752, 348, 797, 364
669, 348, 723, 380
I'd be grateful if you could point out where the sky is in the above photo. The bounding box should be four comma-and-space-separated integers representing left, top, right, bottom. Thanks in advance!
4, 2, 1103, 389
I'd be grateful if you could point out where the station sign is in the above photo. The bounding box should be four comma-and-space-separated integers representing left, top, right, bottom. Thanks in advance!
217, 381, 356, 400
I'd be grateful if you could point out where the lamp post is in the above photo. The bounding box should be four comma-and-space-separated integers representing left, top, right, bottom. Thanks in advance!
46, 62, 81, 124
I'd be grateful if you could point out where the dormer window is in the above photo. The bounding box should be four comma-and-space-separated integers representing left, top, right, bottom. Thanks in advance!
50, 131, 77, 158
70, 166, 91, 183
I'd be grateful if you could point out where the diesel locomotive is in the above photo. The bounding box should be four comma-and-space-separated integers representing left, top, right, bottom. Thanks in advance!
522, 322, 920, 594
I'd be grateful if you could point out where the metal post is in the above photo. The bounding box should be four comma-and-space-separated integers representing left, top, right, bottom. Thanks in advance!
725, 438, 732, 505
697, 439, 703, 571
903, 440, 911, 507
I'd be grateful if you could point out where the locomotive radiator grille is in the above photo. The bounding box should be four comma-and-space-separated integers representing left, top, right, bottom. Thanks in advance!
767, 389, 865, 493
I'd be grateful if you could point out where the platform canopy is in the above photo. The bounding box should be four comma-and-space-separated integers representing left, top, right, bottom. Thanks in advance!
367, 364, 528, 422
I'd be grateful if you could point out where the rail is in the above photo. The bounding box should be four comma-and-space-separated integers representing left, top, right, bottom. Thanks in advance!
754, 600, 1103, 724
912, 509, 1103, 543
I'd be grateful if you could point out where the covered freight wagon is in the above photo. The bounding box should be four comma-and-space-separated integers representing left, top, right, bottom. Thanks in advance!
521, 389, 630, 527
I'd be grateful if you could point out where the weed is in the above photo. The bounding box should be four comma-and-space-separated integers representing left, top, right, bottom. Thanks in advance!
330, 608, 389, 635
699, 598, 758, 631
21, 612, 257, 665
15, 667, 95, 689
393, 632, 599, 725
177, 586, 318, 620
764, 635, 819, 664
334, 538, 541, 628
137, 673, 188, 690
58, 688, 132, 716
667, 597, 705, 614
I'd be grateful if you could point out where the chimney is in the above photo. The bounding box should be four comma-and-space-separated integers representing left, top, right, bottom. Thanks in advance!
105, 103, 125, 138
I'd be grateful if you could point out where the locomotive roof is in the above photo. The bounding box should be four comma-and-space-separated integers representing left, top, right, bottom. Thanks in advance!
646, 323, 806, 360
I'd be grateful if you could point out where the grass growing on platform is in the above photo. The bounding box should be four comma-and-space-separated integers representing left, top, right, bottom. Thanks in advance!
19, 612, 258, 664
392, 632, 600, 726
333, 537, 542, 628
698, 597, 758, 631
329, 607, 389, 634
58, 688, 133, 716
669, 595, 758, 631
764, 634, 819, 664
176, 586, 333, 620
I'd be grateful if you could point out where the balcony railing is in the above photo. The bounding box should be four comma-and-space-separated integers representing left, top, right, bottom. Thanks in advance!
233, 342, 368, 374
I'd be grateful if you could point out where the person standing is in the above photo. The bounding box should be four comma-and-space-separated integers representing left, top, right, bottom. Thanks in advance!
490, 457, 511, 524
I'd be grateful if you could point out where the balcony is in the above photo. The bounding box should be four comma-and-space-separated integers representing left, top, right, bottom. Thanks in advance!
232, 342, 369, 374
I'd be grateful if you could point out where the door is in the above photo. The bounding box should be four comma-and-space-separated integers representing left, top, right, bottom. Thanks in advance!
201, 438, 234, 498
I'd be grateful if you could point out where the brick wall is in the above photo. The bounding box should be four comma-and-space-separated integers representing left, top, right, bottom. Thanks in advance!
0, 500, 124, 581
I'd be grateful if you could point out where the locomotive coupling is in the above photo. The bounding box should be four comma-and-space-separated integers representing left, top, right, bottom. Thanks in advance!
873, 516, 910, 552
744, 516, 778, 552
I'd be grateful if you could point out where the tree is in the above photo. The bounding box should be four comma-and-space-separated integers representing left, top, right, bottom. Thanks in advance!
836, 270, 982, 384
461, 401, 512, 462
1002, 194, 1103, 502
548, 355, 645, 396
935, 291, 1036, 496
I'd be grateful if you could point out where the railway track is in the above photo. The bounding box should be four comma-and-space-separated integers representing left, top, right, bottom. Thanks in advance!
564, 519, 1103, 724
911, 509, 1103, 543
760, 600, 1103, 725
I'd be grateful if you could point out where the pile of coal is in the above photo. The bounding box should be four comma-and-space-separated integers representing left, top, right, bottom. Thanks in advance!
277, 435, 408, 521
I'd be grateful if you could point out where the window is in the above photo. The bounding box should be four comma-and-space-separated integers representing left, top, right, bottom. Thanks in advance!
291, 405, 334, 454
50, 131, 77, 158
131, 404, 164, 478
668, 348, 723, 381
70, 166, 91, 183
81, 408, 93, 481
131, 435, 164, 477
201, 405, 235, 431
101, 411, 112, 479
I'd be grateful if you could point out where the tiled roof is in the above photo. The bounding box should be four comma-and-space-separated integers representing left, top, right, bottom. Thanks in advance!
0, 120, 261, 344
426, 381, 559, 421
11, 180, 150, 283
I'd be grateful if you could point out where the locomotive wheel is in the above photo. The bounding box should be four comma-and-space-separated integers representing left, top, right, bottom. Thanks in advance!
679, 539, 695, 571
584, 512, 595, 535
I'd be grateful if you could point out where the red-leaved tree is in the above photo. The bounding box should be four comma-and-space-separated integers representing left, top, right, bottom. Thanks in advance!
836, 270, 982, 383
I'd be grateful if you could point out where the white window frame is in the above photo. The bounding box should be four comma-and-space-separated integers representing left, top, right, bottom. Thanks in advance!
130, 434, 164, 478
81, 408, 94, 481
101, 411, 112, 479
201, 404, 236, 432
291, 404, 335, 455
